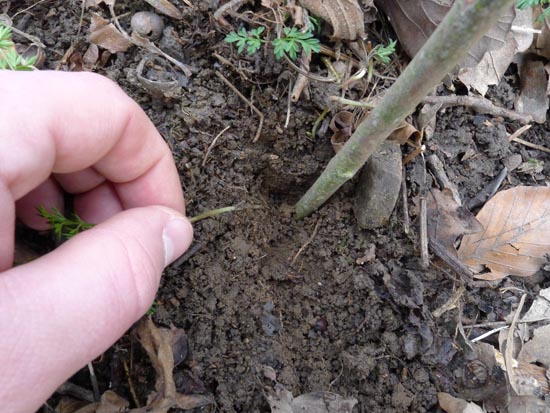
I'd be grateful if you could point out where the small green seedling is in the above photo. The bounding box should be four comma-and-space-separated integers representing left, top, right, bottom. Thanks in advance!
0, 24, 37, 70
38, 206, 93, 240
372, 40, 397, 64
517, 0, 550, 20
225, 25, 320, 61
225, 26, 265, 55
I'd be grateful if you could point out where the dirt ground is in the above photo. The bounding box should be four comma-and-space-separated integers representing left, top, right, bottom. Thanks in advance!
8, 1, 550, 412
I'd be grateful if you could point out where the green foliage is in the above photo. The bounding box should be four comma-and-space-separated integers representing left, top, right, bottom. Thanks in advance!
272, 27, 320, 60
372, 40, 397, 64
0, 24, 37, 70
225, 25, 320, 61
225, 26, 265, 55
38, 206, 94, 240
517, 0, 550, 20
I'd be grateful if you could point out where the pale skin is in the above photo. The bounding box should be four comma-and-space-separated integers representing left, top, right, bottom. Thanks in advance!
0, 71, 194, 412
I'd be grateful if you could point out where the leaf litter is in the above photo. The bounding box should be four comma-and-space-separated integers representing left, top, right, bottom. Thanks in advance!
458, 186, 550, 281
55, 318, 213, 413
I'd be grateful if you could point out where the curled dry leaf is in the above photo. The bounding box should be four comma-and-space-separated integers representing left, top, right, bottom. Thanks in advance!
297, 0, 365, 40
89, 14, 132, 53
458, 186, 550, 281
144, 0, 182, 19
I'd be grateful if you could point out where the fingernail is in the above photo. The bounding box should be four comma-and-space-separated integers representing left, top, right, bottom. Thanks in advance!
162, 216, 193, 266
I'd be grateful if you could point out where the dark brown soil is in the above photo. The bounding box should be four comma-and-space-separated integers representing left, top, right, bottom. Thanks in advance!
10, 1, 550, 412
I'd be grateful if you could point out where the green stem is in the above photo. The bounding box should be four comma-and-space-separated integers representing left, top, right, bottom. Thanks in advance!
295, 0, 516, 219
189, 206, 237, 223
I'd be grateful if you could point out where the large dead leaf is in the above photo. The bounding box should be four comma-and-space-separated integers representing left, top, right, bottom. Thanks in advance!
298, 0, 365, 40
375, 0, 515, 68
457, 6, 533, 95
458, 186, 550, 281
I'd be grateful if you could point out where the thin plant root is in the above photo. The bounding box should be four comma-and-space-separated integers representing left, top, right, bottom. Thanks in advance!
202, 125, 231, 167
215, 70, 264, 142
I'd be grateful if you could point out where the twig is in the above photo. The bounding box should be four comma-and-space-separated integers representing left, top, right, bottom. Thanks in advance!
328, 96, 375, 108
401, 168, 410, 235
189, 206, 237, 223
170, 242, 203, 267
0, 14, 45, 48
285, 79, 293, 128
420, 196, 429, 268
471, 325, 509, 342
283, 53, 336, 83
56, 381, 95, 403
12, 0, 51, 19
508, 124, 532, 141
108, 4, 192, 77
123, 358, 140, 408
432, 285, 465, 318
429, 238, 474, 280
308, 107, 329, 139
423, 95, 533, 124
215, 71, 264, 142
291, 52, 310, 102
290, 219, 321, 266
426, 154, 462, 206
510, 137, 550, 154
202, 125, 230, 167
213, 0, 252, 20
88, 362, 100, 402
467, 166, 508, 210
504, 294, 527, 395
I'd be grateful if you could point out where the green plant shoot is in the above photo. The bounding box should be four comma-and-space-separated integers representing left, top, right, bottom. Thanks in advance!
225, 25, 320, 61
0, 24, 37, 71
373, 40, 397, 64
225, 26, 265, 55
37, 206, 93, 240
272, 27, 320, 60
517, 0, 550, 20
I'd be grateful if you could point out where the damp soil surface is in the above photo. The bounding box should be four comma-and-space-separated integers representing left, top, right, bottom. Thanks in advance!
10, 1, 550, 412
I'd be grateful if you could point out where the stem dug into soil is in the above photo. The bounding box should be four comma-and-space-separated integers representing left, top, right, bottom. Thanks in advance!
295, 0, 517, 219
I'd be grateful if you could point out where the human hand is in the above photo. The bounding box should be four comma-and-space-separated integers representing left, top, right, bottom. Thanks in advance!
0, 71, 193, 412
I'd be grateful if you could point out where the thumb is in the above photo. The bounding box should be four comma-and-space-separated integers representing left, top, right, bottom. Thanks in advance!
0, 206, 193, 413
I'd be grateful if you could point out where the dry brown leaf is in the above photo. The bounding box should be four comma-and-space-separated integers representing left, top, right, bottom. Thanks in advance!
89, 14, 132, 53
134, 318, 213, 412
438, 392, 483, 413
298, 0, 365, 40
515, 57, 549, 124
458, 6, 532, 95
458, 186, 550, 281
375, 0, 515, 68
329, 111, 354, 153
388, 121, 421, 145
427, 188, 483, 252
144, 0, 182, 19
